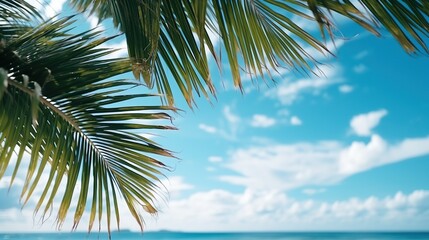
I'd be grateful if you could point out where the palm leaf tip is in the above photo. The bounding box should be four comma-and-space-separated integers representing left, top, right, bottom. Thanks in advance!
309, 0, 429, 54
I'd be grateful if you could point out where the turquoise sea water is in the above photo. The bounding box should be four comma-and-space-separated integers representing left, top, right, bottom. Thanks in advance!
1, 232, 429, 240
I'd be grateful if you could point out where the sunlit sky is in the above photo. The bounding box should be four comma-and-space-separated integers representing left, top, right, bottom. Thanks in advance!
1, 0, 429, 233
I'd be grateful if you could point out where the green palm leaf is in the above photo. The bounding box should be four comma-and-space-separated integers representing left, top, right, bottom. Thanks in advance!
0, 9, 176, 233
0, 0, 42, 22
70, 0, 429, 107
306, 0, 429, 53
3, 0, 428, 233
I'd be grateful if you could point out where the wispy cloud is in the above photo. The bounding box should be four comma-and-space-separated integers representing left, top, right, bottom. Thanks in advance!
198, 106, 242, 141
265, 64, 343, 105
161, 176, 194, 198
199, 124, 217, 134
291, 14, 319, 33
0, 176, 23, 189
219, 106, 241, 141
302, 40, 345, 62
238, 39, 346, 93
353, 64, 367, 74
354, 50, 369, 60
100, 39, 128, 59
208, 156, 223, 163
339, 84, 353, 93
223, 106, 240, 125
250, 114, 276, 128
302, 188, 326, 195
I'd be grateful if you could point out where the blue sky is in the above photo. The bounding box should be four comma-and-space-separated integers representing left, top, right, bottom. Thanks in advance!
1, 0, 429, 233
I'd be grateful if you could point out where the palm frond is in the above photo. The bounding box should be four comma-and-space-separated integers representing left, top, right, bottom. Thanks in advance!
69, 0, 429, 107
0, 15, 176, 233
211, 0, 329, 87
306, 0, 429, 54
0, 0, 42, 22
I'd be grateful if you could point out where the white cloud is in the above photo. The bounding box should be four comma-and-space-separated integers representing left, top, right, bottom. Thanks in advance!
199, 123, 217, 134
161, 176, 194, 199
353, 64, 367, 74
340, 134, 429, 174
0, 208, 49, 232
44, 0, 68, 19
302, 40, 346, 62
240, 62, 288, 84
0, 176, 23, 189
85, 14, 105, 32
250, 137, 277, 145
292, 15, 319, 33
219, 106, 241, 141
339, 134, 387, 174
266, 64, 342, 105
26, 0, 67, 20
0, 151, 179, 233
350, 109, 388, 136
25, 0, 44, 12
250, 114, 276, 128
290, 116, 302, 126
86, 15, 99, 29
144, 189, 429, 231
220, 141, 342, 191
239, 35, 345, 85
339, 84, 353, 93
206, 25, 220, 50
355, 50, 369, 60
197, 106, 242, 141
233, 36, 347, 96
302, 188, 326, 195
2, 141, 429, 233
0, 173, 86, 232
223, 106, 240, 125
220, 134, 429, 191
100, 39, 128, 59
208, 156, 223, 163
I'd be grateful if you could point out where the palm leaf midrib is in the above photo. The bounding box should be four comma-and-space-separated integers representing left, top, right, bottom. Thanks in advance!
1, 8, 175, 232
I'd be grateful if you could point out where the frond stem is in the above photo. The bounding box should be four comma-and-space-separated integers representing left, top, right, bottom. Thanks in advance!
8, 79, 82, 133
7, 79, 113, 171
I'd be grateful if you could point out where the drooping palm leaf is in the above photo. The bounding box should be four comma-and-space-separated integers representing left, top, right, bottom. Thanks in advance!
70, 0, 429, 107
306, 0, 429, 54
73, 0, 218, 107
70, 0, 327, 106
0, 10, 176, 233
0, 0, 42, 22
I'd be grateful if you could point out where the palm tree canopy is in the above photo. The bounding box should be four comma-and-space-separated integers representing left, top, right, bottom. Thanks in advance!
71, 0, 429, 107
1, 0, 176, 233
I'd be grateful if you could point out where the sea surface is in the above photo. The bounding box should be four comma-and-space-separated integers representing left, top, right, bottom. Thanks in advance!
1, 231, 428, 240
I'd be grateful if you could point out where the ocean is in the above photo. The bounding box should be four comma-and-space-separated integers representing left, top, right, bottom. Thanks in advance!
1, 232, 428, 240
